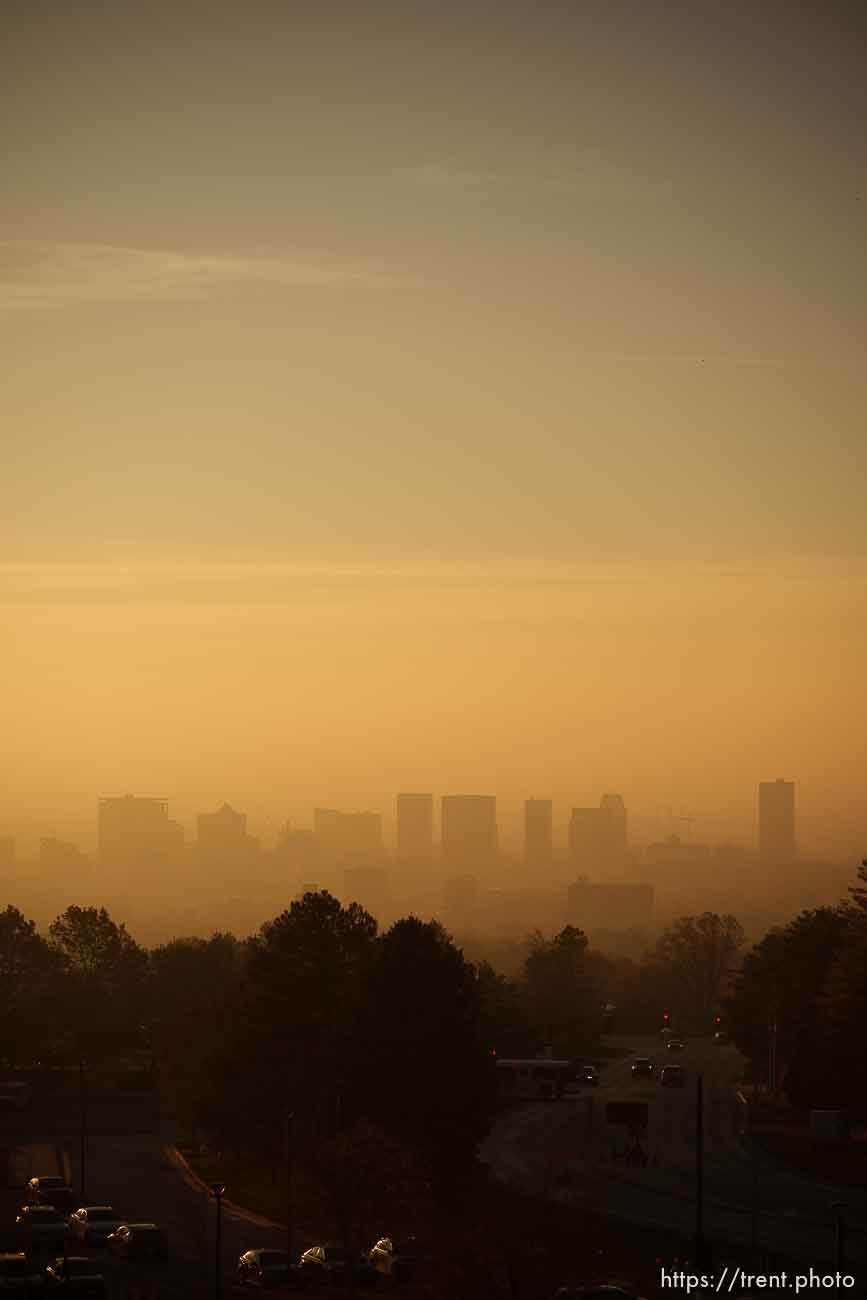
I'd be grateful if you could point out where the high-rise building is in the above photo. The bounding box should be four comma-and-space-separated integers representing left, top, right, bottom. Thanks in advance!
98, 795, 184, 871
396, 793, 433, 864
441, 795, 498, 867
314, 809, 382, 864
197, 803, 259, 876
758, 780, 796, 861
569, 795, 628, 870
524, 798, 553, 865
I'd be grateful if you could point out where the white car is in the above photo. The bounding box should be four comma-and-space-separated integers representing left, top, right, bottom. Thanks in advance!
69, 1207, 125, 1246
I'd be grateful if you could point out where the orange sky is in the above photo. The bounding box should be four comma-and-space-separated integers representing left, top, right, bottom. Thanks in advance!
3, 3, 866, 861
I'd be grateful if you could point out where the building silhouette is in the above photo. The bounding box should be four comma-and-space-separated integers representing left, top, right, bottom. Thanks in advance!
524, 798, 553, 866
197, 803, 259, 880
567, 879, 653, 933
344, 865, 390, 920
396, 793, 433, 865
569, 794, 628, 872
314, 808, 382, 865
98, 795, 184, 872
758, 779, 796, 861
441, 795, 498, 867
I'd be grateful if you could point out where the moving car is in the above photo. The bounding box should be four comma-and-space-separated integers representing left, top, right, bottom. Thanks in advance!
44, 1256, 107, 1296
666, 1039, 686, 1053
69, 1208, 125, 1247
106, 1224, 168, 1262
26, 1178, 75, 1211
299, 1244, 376, 1285
630, 1058, 655, 1078
237, 1248, 300, 1289
368, 1236, 422, 1281
0, 1252, 44, 1296
712, 1030, 730, 1046
659, 1065, 686, 1088
578, 1065, 599, 1087
14, 1207, 71, 1250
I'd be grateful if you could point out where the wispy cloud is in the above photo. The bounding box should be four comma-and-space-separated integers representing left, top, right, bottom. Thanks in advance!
0, 240, 400, 313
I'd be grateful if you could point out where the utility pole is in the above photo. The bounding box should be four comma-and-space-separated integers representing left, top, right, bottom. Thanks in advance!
695, 1074, 705, 1267
78, 1058, 88, 1204
285, 1111, 295, 1266
211, 1183, 226, 1300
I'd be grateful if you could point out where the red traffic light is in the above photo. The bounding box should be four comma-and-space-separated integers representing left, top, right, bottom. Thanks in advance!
662, 1012, 670, 1023
714, 1015, 722, 1025
490, 1048, 497, 1057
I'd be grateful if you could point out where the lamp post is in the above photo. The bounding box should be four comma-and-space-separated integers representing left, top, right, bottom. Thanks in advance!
211, 1182, 226, 1300
285, 1112, 295, 1267
78, 1058, 88, 1204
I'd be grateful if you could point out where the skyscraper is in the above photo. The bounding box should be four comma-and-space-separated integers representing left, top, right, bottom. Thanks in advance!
98, 795, 184, 872
441, 795, 497, 867
396, 793, 433, 865
524, 798, 553, 865
758, 780, 796, 861
197, 803, 259, 877
569, 794, 628, 871
314, 808, 383, 864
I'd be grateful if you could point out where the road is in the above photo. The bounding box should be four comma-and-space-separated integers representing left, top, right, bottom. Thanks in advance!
481, 1035, 867, 1270
0, 1087, 290, 1298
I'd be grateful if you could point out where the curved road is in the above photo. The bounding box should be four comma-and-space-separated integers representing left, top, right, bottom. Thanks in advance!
481, 1035, 867, 1271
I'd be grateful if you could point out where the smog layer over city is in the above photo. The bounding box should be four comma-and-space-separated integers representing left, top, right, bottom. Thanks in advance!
2, 3, 865, 1297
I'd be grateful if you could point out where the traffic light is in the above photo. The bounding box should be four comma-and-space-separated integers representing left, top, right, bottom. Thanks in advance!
714, 1015, 722, 1026
663, 1012, 670, 1024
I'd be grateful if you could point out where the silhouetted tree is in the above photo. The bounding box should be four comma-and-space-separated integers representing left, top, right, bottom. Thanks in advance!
726, 907, 847, 1103
522, 925, 598, 1055
48, 905, 149, 1060
0, 906, 60, 1066
357, 917, 496, 1203
648, 912, 744, 1024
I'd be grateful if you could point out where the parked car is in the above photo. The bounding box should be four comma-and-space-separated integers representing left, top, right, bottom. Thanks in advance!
299, 1244, 376, 1285
666, 1039, 686, 1053
44, 1256, 106, 1297
68, 1209, 124, 1247
659, 1065, 686, 1088
0, 1251, 44, 1296
630, 1058, 655, 1077
105, 1224, 167, 1262
14, 1207, 71, 1251
237, 1248, 301, 1289
578, 1065, 599, 1087
26, 1179, 75, 1211
368, 1236, 422, 1281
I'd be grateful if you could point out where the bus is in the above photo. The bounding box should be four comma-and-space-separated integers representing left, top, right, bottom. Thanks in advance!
495, 1058, 575, 1101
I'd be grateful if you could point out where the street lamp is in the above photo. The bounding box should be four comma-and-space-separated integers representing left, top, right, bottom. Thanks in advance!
211, 1183, 227, 1300
78, 1058, 88, 1204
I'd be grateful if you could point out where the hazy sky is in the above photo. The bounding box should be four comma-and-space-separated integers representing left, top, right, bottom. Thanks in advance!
3, 2, 866, 858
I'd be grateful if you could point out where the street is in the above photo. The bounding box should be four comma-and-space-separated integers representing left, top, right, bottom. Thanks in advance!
481, 1035, 867, 1269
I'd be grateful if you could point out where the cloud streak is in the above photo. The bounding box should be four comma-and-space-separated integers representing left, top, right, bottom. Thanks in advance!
0, 240, 400, 312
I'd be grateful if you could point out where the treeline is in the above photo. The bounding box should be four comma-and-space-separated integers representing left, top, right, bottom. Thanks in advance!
725, 858, 867, 1115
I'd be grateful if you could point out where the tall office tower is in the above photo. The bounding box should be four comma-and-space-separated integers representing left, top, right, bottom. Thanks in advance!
396, 793, 434, 865
314, 809, 383, 864
569, 794, 628, 870
98, 795, 184, 871
441, 795, 498, 868
524, 798, 553, 865
197, 803, 259, 875
599, 793, 628, 858
758, 780, 796, 861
